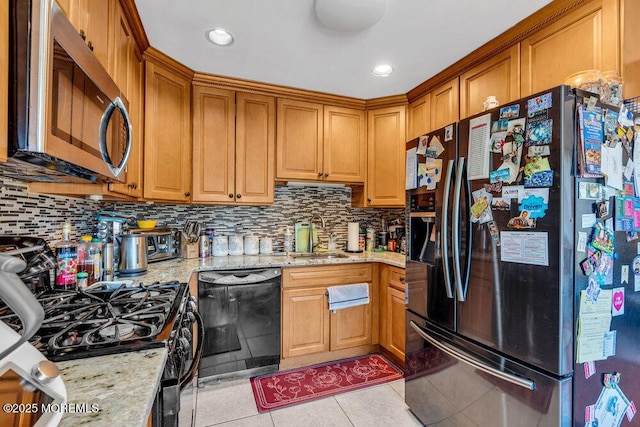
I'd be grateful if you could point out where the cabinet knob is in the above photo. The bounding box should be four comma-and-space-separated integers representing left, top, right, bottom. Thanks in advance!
399, 276, 405, 283
236, 194, 242, 199
228, 193, 234, 198
367, 198, 372, 202
184, 192, 191, 197
128, 182, 135, 189
87, 41, 94, 51
324, 173, 329, 178
317, 172, 323, 177
79, 29, 86, 40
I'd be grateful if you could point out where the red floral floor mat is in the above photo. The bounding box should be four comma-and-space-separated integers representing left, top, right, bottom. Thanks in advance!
250, 354, 404, 412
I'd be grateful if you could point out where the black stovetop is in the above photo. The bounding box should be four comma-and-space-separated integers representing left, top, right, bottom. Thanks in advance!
0, 281, 187, 361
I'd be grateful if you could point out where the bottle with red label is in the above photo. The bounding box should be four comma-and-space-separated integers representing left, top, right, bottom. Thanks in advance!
56, 222, 77, 290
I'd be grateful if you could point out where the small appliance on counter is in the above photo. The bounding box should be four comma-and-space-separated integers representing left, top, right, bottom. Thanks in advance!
0, 236, 56, 293
117, 233, 148, 277
0, 249, 67, 427
128, 227, 181, 263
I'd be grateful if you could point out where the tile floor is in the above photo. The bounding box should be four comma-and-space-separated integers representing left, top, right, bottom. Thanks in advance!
195, 377, 422, 427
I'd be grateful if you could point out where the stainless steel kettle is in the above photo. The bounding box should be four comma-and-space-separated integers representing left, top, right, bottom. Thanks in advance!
118, 234, 148, 276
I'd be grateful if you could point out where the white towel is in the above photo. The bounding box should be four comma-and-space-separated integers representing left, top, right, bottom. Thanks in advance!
327, 283, 369, 311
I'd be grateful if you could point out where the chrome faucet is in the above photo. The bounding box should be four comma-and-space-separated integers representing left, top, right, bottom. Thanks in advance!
308, 214, 326, 253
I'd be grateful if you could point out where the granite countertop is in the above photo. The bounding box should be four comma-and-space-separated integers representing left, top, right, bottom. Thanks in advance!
56, 347, 167, 427
138, 250, 406, 284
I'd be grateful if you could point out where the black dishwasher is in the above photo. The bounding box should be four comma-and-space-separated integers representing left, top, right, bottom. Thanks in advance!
197, 268, 281, 383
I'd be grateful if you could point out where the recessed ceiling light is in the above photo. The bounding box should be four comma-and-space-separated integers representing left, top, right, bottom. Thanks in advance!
372, 64, 394, 77
206, 28, 234, 46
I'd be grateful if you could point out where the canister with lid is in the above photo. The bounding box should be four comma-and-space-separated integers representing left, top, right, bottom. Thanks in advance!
244, 236, 259, 255
228, 235, 244, 256
260, 237, 273, 254
212, 236, 229, 257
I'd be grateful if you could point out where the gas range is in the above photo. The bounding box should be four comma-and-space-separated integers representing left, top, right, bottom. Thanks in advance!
0, 281, 190, 361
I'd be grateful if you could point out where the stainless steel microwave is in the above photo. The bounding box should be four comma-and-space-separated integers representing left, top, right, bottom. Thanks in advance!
7, 0, 132, 183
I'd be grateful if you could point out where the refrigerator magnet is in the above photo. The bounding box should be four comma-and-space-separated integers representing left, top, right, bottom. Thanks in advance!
506, 211, 536, 229
499, 104, 520, 119
471, 188, 493, 224
527, 92, 552, 113
444, 125, 454, 142
519, 194, 548, 219
632, 255, 640, 276
591, 223, 614, 254
416, 135, 428, 155
524, 169, 554, 188
527, 145, 550, 157
603, 372, 621, 388
621, 265, 629, 284
486, 221, 500, 246
611, 287, 625, 316
491, 197, 510, 211
489, 168, 510, 183
584, 361, 597, 379
484, 181, 502, 194
626, 401, 637, 423
592, 384, 629, 426
525, 119, 553, 146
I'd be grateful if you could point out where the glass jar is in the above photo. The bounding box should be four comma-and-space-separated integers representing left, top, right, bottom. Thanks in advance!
482, 96, 499, 111
601, 71, 624, 106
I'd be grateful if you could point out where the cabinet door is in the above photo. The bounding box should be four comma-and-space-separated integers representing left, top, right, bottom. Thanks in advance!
520, 0, 618, 96
276, 99, 323, 181
108, 1, 132, 96
407, 94, 431, 140
387, 287, 406, 361
67, 0, 111, 69
460, 45, 520, 119
191, 86, 235, 203
0, 0, 7, 163
323, 106, 366, 183
330, 284, 372, 351
109, 46, 144, 197
144, 62, 192, 202
366, 106, 406, 207
235, 92, 275, 204
430, 78, 459, 130
282, 287, 330, 358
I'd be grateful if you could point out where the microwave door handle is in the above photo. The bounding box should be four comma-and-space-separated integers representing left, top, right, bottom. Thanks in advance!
99, 96, 132, 178
440, 159, 455, 299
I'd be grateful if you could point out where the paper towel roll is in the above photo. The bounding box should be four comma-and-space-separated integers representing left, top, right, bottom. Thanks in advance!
347, 222, 360, 251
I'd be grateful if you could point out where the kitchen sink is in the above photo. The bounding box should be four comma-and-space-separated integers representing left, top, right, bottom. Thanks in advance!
290, 252, 350, 259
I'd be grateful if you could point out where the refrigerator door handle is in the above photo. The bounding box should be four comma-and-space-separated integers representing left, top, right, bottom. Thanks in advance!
452, 157, 466, 301
410, 321, 535, 391
440, 159, 456, 299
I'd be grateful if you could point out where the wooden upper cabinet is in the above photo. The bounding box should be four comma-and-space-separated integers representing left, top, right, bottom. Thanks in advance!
430, 78, 459, 130
276, 99, 365, 183
1, 0, 7, 163
366, 106, 406, 207
323, 106, 366, 183
407, 93, 431, 140
192, 86, 235, 203
622, 0, 640, 98
192, 87, 275, 205
108, 1, 132, 96
276, 98, 323, 181
144, 61, 192, 202
109, 45, 144, 198
520, 0, 619, 96
460, 45, 520, 119
235, 92, 275, 204
64, 0, 111, 69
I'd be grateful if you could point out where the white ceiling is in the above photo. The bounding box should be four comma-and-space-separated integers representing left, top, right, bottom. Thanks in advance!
135, 0, 552, 100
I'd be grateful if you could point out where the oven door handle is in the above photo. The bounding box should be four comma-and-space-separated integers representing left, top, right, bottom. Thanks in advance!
179, 310, 204, 389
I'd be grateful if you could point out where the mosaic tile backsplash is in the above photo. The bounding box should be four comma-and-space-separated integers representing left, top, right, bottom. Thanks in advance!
0, 178, 405, 252
109, 185, 406, 252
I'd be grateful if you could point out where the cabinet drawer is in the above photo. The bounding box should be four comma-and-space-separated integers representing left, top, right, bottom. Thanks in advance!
388, 267, 406, 291
282, 264, 372, 289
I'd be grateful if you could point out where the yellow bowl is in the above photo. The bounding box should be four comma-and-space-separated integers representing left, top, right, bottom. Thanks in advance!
137, 219, 157, 229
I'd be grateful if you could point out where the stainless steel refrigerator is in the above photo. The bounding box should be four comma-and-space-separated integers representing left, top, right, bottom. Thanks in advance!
405, 85, 640, 426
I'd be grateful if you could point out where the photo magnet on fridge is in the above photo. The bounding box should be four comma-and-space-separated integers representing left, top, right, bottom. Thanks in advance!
527, 92, 552, 113
491, 197, 510, 211
527, 108, 549, 122
519, 195, 548, 219
526, 119, 553, 146
612, 287, 625, 316
499, 105, 520, 119
506, 211, 536, 229
524, 169, 554, 188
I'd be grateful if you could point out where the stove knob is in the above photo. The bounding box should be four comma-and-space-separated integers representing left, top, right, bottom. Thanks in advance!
181, 327, 192, 341
31, 360, 60, 384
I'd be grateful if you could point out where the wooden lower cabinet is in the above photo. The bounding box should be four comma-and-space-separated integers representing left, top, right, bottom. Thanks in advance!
282, 286, 330, 358
380, 265, 406, 365
280, 264, 377, 369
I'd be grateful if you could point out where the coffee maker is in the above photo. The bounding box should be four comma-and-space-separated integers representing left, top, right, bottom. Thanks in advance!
96, 211, 135, 279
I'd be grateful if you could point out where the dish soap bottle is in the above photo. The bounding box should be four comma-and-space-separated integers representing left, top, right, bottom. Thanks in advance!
56, 222, 77, 290
283, 226, 293, 253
